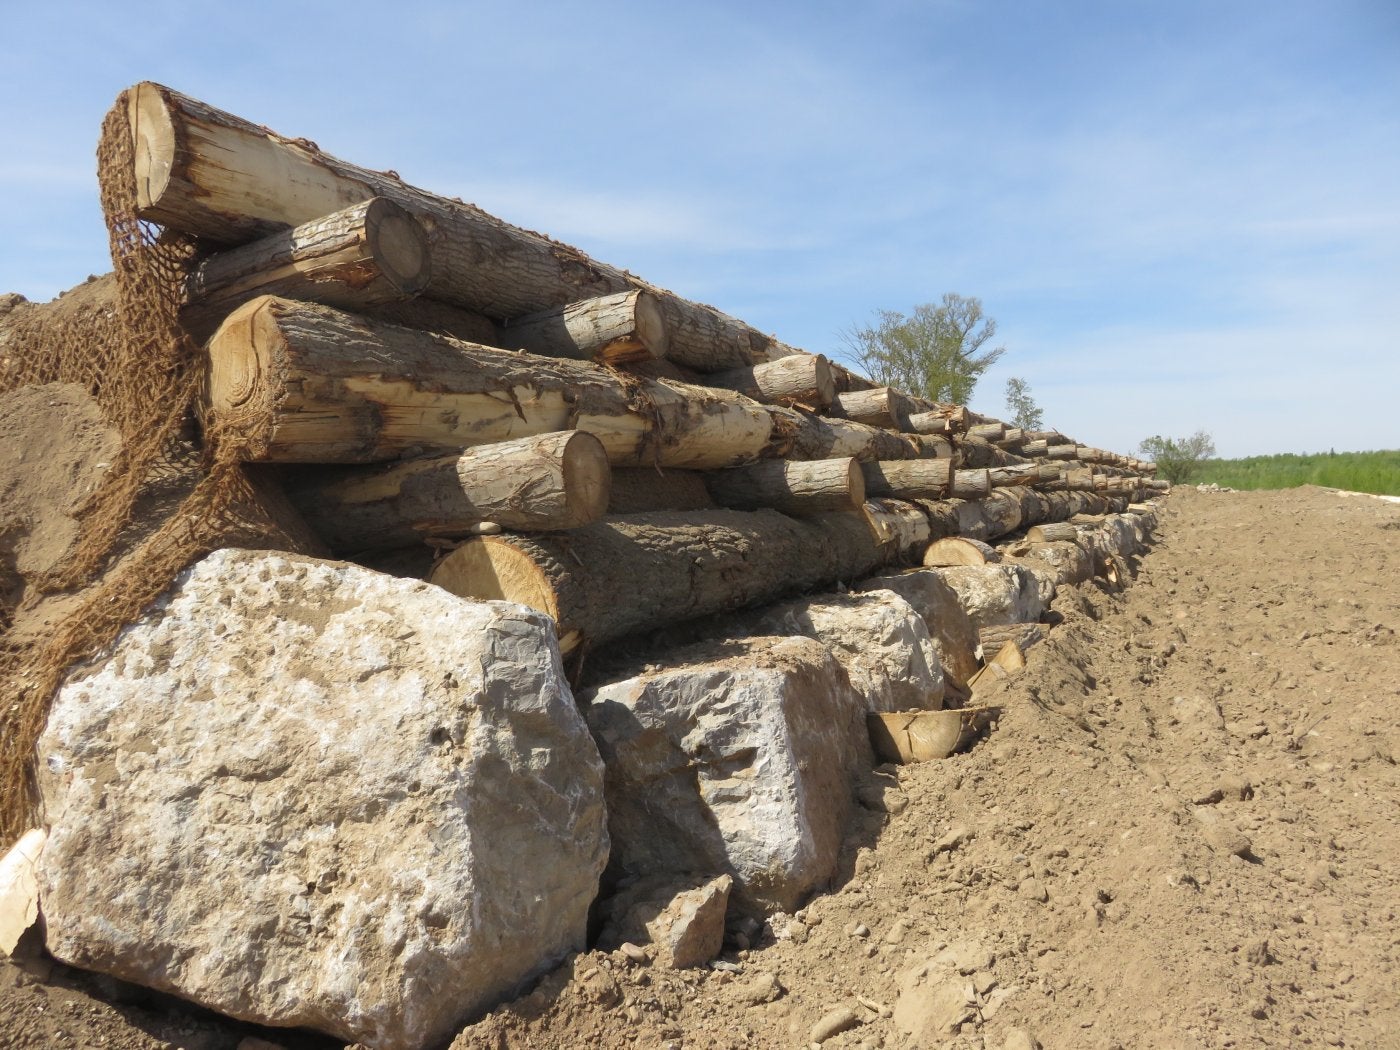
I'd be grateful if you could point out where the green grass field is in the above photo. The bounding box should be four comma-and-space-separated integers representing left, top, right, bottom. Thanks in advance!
1192, 450, 1400, 496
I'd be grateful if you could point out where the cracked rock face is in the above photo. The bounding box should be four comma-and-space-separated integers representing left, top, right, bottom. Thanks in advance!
584, 636, 867, 914
853, 569, 981, 689
38, 549, 608, 1050
931, 564, 1047, 631
748, 590, 945, 712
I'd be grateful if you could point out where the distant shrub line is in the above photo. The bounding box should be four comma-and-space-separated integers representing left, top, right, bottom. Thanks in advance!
1193, 450, 1400, 496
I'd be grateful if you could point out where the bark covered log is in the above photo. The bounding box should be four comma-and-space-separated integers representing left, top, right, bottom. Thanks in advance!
908, 406, 967, 435
767, 406, 920, 462
705, 458, 864, 515
498, 290, 668, 365
429, 509, 902, 653
952, 491, 1025, 542
359, 297, 500, 346
125, 81, 759, 372
606, 468, 715, 514
182, 197, 430, 338
950, 469, 992, 499
860, 459, 952, 500
829, 387, 916, 431
203, 296, 772, 467
706, 353, 835, 409
287, 430, 611, 551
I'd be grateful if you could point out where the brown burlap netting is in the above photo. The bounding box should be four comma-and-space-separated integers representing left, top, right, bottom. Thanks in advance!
0, 93, 279, 842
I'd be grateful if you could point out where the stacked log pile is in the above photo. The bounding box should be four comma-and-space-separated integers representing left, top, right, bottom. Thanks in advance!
120, 81, 1163, 657
2, 82, 1173, 1050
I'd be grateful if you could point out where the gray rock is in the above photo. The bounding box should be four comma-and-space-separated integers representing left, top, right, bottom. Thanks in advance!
747, 590, 944, 712
38, 549, 608, 1050
852, 569, 980, 688
599, 874, 733, 968
585, 636, 868, 914
932, 564, 1046, 630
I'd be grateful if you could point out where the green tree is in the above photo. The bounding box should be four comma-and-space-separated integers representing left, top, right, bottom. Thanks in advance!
842, 293, 1005, 405
1003, 376, 1043, 430
1139, 430, 1217, 484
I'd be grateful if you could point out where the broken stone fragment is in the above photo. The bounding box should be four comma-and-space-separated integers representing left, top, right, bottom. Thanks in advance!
598, 873, 733, 968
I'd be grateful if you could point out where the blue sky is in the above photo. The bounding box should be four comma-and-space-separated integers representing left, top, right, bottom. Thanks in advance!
2, 0, 1397, 457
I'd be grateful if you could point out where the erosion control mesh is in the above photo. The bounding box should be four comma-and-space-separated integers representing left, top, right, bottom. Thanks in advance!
0, 93, 273, 842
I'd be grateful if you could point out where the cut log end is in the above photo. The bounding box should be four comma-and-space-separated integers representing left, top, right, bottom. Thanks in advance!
432, 540, 576, 650
129, 82, 175, 213
627, 290, 669, 362
556, 432, 613, 524
205, 296, 277, 428
367, 199, 432, 294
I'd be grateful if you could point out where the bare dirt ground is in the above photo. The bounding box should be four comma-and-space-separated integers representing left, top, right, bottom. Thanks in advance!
3, 485, 1398, 1050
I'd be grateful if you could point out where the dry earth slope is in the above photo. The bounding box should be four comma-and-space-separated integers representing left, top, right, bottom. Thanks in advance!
4, 485, 1399, 1050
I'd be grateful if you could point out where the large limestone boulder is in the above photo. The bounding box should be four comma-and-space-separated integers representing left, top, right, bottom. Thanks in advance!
932, 564, 1046, 630
584, 636, 867, 914
746, 590, 944, 711
852, 569, 980, 688
38, 549, 608, 1050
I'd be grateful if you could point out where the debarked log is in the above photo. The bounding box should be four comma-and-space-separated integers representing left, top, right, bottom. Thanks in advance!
285, 430, 611, 552
429, 509, 908, 653
202, 296, 772, 467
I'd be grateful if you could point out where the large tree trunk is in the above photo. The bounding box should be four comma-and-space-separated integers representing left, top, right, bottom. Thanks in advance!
704, 458, 865, 515
952, 491, 1025, 542
911, 434, 955, 459
203, 296, 772, 467
497, 290, 668, 365
125, 81, 759, 373
607, 468, 715, 514
767, 406, 920, 462
908, 406, 967, 435
429, 509, 904, 653
967, 422, 1006, 442
706, 354, 835, 409
1027, 522, 1079, 544
955, 436, 1021, 469
285, 430, 610, 552
950, 469, 992, 499
359, 297, 499, 345
182, 197, 430, 338
860, 459, 952, 500
829, 387, 916, 431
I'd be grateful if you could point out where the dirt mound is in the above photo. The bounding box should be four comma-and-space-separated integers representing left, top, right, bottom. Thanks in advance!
0, 384, 120, 639
5, 486, 1400, 1049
